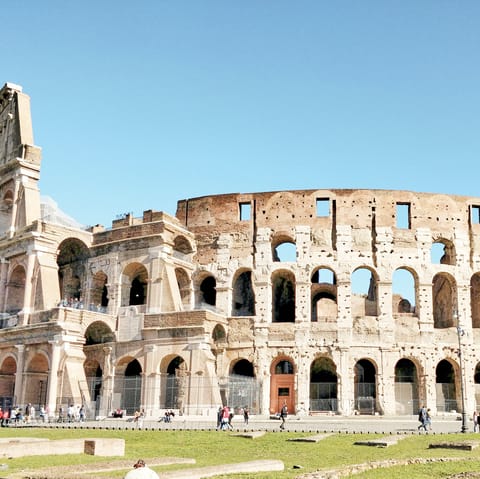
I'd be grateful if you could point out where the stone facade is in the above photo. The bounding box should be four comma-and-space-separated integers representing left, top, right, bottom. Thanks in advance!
1, 82, 480, 419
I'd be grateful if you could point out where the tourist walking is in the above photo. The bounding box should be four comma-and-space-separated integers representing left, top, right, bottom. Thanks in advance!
418, 405, 428, 433
280, 402, 288, 430
243, 406, 249, 425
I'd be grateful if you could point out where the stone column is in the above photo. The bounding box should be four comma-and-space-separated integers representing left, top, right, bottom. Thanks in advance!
336, 348, 353, 415
19, 250, 36, 324
336, 280, 352, 345
46, 336, 63, 416
99, 346, 114, 417
295, 280, 310, 323
377, 281, 394, 345
13, 344, 25, 405
0, 258, 9, 312
8, 176, 21, 238
142, 344, 160, 417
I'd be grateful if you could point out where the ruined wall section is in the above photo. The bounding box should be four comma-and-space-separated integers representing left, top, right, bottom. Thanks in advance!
177, 189, 480, 349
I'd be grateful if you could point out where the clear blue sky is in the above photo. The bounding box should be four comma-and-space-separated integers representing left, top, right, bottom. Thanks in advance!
4, 1, 480, 227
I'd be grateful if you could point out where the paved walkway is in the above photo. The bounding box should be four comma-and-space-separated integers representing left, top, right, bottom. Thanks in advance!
15, 413, 474, 435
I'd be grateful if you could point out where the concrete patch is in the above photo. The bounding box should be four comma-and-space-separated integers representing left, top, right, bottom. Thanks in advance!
156, 459, 284, 478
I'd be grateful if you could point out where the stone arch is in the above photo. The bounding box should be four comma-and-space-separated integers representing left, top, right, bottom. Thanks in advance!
121, 263, 148, 307
431, 238, 456, 265
197, 275, 216, 308
212, 324, 226, 343
311, 267, 337, 321
232, 269, 255, 316
272, 269, 295, 323
5, 264, 26, 314
471, 273, 480, 328
436, 359, 457, 413
173, 235, 193, 255
310, 356, 338, 412
114, 357, 142, 415
392, 267, 417, 314
394, 358, 419, 414
474, 362, 480, 409
432, 273, 457, 328
272, 233, 296, 262
84, 321, 115, 345
160, 355, 188, 411
175, 267, 191, 309
89, 271, 109, 311
227, 358, 259, 413
24, 352, 49, 408
0, 355, 16, 408
270, 356, 295, 414
351, 267, 378, 317
0, 187, 14, 235
57, 238, 90, 303
354, 358, 378, 414
83, 359, 102, 412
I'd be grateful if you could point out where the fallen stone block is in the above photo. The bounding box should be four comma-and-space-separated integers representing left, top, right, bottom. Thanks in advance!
157, 459, 284, 478
232, 431, 266, 439
354, 436, 403, 447
288, 433, 331, 443
429, 441, 479, 451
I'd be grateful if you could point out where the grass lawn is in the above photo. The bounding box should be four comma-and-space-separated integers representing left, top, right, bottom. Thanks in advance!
1, 428, 480, 478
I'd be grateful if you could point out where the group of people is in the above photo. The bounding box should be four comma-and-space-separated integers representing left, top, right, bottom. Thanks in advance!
160, 410, 175, 423
57, 404, 86, 423
0, 404, 50, 426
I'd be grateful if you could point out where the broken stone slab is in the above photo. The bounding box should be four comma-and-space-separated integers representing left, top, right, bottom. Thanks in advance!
232, 431, 266, 439
0, 438, 125, 458
157, 459, 284, 479
354, 436, 405, 447
288, 433, 332, 443
429, 441, 479, 451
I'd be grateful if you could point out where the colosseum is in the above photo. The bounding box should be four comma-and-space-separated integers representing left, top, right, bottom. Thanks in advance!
1, 82, 480, 421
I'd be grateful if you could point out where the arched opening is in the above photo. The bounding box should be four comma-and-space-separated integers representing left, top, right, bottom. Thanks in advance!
354, 359, 377, 415
232, 270, 255, 316
57, 238, 89, 304
199, 276, 216, 307
392, 268, 416, 314
474, 362, 480, 410
84, 321, 115, 345
212, 324, 226, 343
432, 273, 456, 328
351, 268, 378, 317
270, 358, 295, 414
175, 268, 191, 309
24, 353, 49, 409
272, 270, 295, 323
89, 271, 109, 312
311, 268, 337, 321
84, 360, 102, 416
123, 359, 142, 414
436, 359, 457, 413
227, 359, 259, 414
5, 265, 26, 314
173, 235, 193, 255
431, 239, 456, 265
0, 356, 16, 410
273, 241, 297, 262
162, 356, 188, 411
394, 358, 419, 414
471, 273, 480, 328
121, 263, 148, 307
310, 357, 338, 413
